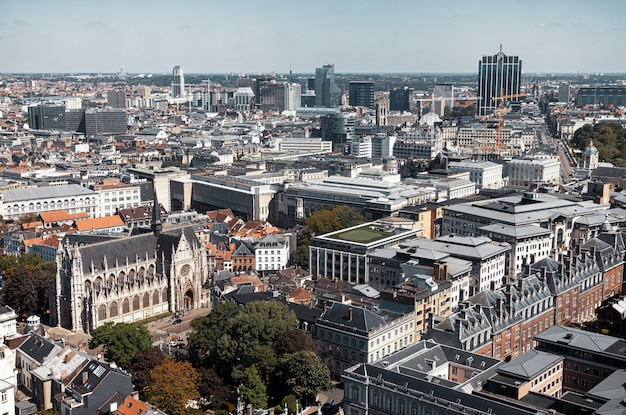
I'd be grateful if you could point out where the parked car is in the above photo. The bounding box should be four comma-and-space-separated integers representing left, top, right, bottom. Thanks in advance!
174, 319, 183, 324
168, 341, 177, 347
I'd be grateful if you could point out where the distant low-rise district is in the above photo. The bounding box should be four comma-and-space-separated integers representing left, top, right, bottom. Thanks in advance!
1, 50, 626, 415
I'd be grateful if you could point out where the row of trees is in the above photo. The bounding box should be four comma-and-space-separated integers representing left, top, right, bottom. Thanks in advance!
294, 205, 366, 268
571, 123, 626, 166
0, 253, 56, 318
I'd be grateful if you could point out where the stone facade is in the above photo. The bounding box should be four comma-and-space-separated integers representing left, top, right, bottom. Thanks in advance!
51, 226, 209, 333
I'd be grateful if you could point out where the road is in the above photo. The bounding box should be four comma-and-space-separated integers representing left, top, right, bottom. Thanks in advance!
146, 307, 210, 355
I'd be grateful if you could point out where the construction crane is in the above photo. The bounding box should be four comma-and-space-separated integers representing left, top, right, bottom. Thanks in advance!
491, 92, 527, 156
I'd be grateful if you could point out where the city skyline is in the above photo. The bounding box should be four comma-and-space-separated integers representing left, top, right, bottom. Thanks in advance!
1, 0, 625, 74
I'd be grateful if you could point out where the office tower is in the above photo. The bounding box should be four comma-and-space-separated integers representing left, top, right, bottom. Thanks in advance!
65, 109, 86, 132
107, 90, 127, 109
284, 83, 301, 111
348, 81, 375, 109
477, 46, 522, 116
558, 84, 570, 103
27, 105, 66, 130
172, 65, 185, 98
84, 108, 127, 136
576, 86, 626, 107
315, 64, 341, 107
390, 87, 413, 112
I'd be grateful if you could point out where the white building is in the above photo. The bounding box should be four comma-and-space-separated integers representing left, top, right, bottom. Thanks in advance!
255, 234, 290, 272
0, 306, 18, 342
371, 133, 396, 158
350, 136, 372, 158
0, 185, 98, 220
316, 302, 416, 378
504, 157, 561, 187
480, 223, 554, 277
234, 87, 255, 112
279, 137, 332, 153
283, 83, 301, 111
448, 160, 505, 190
92, 183, 142, 218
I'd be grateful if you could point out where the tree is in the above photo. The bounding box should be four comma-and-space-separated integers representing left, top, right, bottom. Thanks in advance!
275, 329, 317, 357
1, 253, 55, 317
187, 302, 242, 369
233, 366, 267, 409
89, 322, 153, 368
146, 359, 200, 415
572, 122, 626, 166
129, 347, 165, 399
277, 351, 333, 406
334, 205, 366, 229
305, 209, 341, 236
197, 367, 229, 410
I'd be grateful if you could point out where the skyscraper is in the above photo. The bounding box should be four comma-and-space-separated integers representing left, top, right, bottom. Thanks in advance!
172, 65, 185, 98
348, 81, 375, 109
389, 87, 413, 112
315, 64, 341, 107
477, 46, 522, 116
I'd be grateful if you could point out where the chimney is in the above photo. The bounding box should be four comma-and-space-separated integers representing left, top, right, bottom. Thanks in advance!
82, 371, 88, 385
498, 297, 504, 320
441, 264, 449, 281
507, 287, 514, 315
247, 404, 253, 415
541, 266, 547, 281
348, 307, 353, 322
268, 409, 275, 415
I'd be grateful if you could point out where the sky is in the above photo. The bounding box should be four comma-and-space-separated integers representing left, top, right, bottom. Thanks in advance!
1, 0, 625, 74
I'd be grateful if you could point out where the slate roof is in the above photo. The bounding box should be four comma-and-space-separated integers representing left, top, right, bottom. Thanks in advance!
318, 302, 387, 333
2, 184, 96, 203
76, 233, 158, 275
496, 350, 563, 380
534, 325, 626, 360
18, 333, 60, 364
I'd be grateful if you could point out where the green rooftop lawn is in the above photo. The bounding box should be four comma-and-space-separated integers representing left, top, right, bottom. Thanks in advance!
331, 225, 395, 244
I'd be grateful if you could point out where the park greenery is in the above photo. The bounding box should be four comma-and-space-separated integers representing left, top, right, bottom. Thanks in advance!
89, 322, 153, 368
294, 205, 366, 268
186, 300, 333, 412
571, 123, 626, 167
0, 253, 56, 318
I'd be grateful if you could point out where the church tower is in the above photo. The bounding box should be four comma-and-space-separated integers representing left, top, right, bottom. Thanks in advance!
151, 189, 162, 238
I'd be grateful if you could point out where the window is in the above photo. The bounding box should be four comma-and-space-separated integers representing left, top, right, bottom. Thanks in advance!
1, 391, 6, 403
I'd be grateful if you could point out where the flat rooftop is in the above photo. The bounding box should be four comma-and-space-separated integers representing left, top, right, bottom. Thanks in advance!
331, 224, 395, 244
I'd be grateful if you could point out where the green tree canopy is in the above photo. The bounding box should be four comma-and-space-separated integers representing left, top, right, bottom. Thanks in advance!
0, 253, 55, 317
197, 367, 229, 410
233, 366, 267, 409
571, 123, 626, 166
188, 301, 298, 380
277, 351, 333, 406
146, 359, 200, 415
89, 322, 153, 368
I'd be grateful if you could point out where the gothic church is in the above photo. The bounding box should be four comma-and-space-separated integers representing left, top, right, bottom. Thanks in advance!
50, 197, 209, 333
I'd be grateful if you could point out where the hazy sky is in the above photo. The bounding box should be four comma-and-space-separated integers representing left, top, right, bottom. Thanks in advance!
1, 0, 625, 74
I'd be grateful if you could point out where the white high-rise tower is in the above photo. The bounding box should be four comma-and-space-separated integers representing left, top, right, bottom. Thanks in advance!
172, 66, 185, 98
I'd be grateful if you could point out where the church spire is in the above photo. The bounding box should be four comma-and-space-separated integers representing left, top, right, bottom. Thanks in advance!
151, 187, 162, 238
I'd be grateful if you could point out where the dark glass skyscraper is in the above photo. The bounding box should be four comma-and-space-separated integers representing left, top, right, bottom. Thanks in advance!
348, 81, 375, 109
477, 47, 522, 116
27, 105, 66, 130
315, 64, 341, 107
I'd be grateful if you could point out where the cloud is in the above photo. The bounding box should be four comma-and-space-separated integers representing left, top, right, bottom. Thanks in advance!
0, 21, 7, 26
180, 25, 190, 30
570, 21, 585, 28
452, 12, 474, 18
12, 18, 30, 26
87, 20, 106, 28
535, 22, 563, 29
